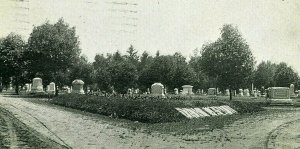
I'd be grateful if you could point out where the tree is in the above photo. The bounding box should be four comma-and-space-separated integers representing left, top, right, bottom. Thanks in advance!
26, 18, 81, 95
170, 53, 196, 90
69, 55, 93, 91
189, 53, 210, 90
93, 54, 111, 91
0, 33, 26, 94
253, 61, 276, 89
274, 62, 298, 87
200, 24, 255, 100
125, 45, 139, 66
108, 51, 138, 94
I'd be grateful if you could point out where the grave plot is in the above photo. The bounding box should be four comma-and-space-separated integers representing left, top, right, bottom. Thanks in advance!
175, 105, 237, 119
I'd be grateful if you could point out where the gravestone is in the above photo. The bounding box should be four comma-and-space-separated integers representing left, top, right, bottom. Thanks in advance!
182, 85, 193, 95
128, 88, 132, 94
72, 79, 85, 94
268, 87, 290, 99
239, 89, 243, 97
151, 83, 165, 96
31, 78, 44, 93
244, 89, 250, 97
225, 89, 230, 96
47, 82, 55, 94
290, 84, 296, 97
25, 83, 30, 92
174, 88, 178, 95
268, 87, 293, 104
207, 88, 216, 95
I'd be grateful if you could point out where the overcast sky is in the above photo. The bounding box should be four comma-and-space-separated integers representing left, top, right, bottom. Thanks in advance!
0, 0, 300, 71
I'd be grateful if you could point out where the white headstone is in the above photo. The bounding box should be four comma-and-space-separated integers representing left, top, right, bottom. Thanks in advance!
182, 85, 193, 95
31, 78, 44, 93
239, 89, 244, 97
47, 82, 55, 94
151, 83, 165, 96
72, 79, 84, 94
225, 89, 230, 96
244, 89, 250, 96
290, 84, 295, 97
174, 88, 178, 95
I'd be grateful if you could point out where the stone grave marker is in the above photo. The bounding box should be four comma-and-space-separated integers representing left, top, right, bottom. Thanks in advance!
47, 82, 55, 94
239, 89, 243, 97
290, 84, 296, 97
174, 88, 178, 95
207, 88, 216, 95
225, 89, 230, 96
151, 83, 165, 96
72, 79, 85, 94
268, 87, 293, 104
31, 78, 44, 93
182, 85, 193, 95
244, 89, 250, 96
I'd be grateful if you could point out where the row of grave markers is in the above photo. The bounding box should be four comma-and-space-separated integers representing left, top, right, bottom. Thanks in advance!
175, 105, 237, 119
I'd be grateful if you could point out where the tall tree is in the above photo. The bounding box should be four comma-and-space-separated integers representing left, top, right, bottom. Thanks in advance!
26, 18, 81, 95
108, 51, 138, 94
0, 33, 26, 94
93, 54, 111, 91
200, 24, 255, 100
274, 62, 298, 87
253, 61, 276, 89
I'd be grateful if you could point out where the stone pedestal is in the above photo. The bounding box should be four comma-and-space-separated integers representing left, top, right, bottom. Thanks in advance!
72, 79, 85, 94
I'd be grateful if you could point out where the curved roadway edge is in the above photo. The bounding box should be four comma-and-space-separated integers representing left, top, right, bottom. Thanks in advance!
265, 118, 300, 149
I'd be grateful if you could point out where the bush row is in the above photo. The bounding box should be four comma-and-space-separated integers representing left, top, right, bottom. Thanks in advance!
49, 94, 267, 123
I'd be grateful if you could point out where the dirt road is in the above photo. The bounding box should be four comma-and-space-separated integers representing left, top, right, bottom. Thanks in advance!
0, 106, 67, 149
0, 95, 299, 149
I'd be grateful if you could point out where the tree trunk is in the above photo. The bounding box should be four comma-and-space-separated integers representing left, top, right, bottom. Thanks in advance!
15, 77, 19, 95
55, 85, 58, 96
229, 88, 232, 101
15, 84, 19, 95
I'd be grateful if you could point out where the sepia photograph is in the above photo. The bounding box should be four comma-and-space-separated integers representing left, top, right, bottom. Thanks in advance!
0, 0, 300, 148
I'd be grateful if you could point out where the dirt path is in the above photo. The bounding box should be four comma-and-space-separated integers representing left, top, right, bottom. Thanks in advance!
0, 95, 300, 148
0, 107, 67, 149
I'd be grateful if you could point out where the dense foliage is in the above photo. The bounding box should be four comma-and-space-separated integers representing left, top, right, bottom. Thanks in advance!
0, 19, 299, 96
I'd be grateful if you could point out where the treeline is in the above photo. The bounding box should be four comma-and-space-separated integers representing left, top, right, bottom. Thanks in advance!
0, 19, 299, 96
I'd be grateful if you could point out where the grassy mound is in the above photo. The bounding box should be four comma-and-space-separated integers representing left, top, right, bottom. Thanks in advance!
49, 94, 267, 123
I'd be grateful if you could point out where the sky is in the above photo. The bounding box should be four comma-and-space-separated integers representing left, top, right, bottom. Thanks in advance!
0, 0, 300, 71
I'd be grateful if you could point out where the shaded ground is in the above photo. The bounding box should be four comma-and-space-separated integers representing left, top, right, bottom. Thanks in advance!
0, 94, 300, 148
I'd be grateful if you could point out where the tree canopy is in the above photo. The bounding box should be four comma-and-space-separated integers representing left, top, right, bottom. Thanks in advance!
200, 24, 255, 99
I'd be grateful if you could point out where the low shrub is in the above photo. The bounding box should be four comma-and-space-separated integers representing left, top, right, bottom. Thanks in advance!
228, 101, 267, 113
50, 94, 189, 123
49, 94, 267, 123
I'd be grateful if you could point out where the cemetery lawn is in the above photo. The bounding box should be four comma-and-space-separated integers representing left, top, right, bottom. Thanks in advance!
25, 94, 269, 135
